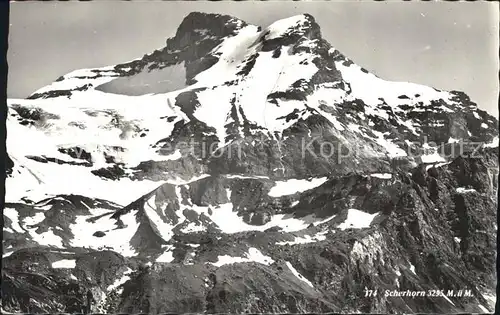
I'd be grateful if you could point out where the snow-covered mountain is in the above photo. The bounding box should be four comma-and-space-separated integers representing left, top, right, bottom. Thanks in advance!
3, 13, 498, 313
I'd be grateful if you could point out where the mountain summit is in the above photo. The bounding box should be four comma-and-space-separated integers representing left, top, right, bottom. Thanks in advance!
3, 13, 498, 314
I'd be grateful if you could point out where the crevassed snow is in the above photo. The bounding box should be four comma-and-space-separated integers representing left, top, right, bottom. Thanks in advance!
337, 209, 379, 231
268, 177, 328, 197
210, 247, 274, 267
6, 95, 181, 167
285, 261, 314, 288
6, 98, 173, 205
6, 154, 162, 205
51, 259, 76, 269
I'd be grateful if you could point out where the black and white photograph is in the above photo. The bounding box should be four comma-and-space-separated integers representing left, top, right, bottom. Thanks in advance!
2, 0, 499, 314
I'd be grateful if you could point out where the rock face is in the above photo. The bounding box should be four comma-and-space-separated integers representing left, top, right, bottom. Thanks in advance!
3, 12, 498, 314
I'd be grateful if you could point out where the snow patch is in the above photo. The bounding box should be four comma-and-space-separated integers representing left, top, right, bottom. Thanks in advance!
484, 136, 499, 148
276, 230, 328, 245
144, 194, 175, 242
51, 259, 76, 269
210, 247, 274, 267
337, 209, 379, 230
409, 263, 416, 274
477, 304, 489, 313
31, 229, 64, 248
156, 245, 175, 263
420, 143, 445, 164
456, 187, 476, 194
370, 130, 407, 158
268, 177, 327, 197
370, 173, 392, 179
70, 210, 139, 257
285, 261, 314, 288
482, 293, 496, 309
106, 268, 133, 292
265, 15, 310, 40
202, 202, 335, 233
335, 60, 453, 109
3, 208, 24, 233
425, 161, 450, 171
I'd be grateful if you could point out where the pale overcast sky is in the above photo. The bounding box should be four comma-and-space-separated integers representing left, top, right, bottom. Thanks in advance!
7, 1, 499, 116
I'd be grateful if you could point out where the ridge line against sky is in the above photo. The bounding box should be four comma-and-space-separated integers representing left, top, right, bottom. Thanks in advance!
7, 0, 499, 116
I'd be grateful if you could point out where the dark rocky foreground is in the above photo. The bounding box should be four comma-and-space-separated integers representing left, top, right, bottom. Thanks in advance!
2, 147, 498, 313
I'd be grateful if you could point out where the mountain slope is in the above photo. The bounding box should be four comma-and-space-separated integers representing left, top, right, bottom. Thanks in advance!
3, 12, 498, 314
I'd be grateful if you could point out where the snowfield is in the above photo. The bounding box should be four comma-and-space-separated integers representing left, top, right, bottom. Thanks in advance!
70, 210, 140, 257
210, 247, 275, 267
